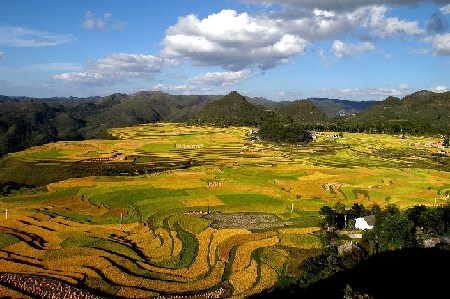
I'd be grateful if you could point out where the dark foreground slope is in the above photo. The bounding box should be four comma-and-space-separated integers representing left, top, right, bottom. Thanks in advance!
252, 247, 450, 299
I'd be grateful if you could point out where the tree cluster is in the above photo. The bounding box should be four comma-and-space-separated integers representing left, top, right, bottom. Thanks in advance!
320, 202, 450, 253
257, 116, 313, 144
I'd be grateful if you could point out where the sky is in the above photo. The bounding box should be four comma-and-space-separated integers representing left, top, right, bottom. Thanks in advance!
0, 0, 449, 101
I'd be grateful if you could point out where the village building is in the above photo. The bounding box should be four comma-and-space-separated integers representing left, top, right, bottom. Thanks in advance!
355, 215, 376, 230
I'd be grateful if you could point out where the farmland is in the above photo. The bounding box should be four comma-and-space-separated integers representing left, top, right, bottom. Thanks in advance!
1, 123, 449, 298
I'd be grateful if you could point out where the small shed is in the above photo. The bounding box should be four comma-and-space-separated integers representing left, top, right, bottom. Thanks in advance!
355, 215, 376, 230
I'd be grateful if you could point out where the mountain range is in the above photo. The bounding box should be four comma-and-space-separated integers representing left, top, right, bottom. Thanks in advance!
1, 90, 449, 156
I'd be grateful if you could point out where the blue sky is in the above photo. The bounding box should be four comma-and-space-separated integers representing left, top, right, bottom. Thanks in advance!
0, 0, 449, 101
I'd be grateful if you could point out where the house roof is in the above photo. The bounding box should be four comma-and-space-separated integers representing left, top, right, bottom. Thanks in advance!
363, 215, 376, 226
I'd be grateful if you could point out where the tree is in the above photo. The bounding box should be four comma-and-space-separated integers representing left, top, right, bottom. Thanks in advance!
377, 212, 414, 251
320, 205, 337, 230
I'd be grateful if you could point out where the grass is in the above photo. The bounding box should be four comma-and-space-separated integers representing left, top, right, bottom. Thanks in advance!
219, 194, 282, 206
174, 229, 198, 269
0, 233, 20, 249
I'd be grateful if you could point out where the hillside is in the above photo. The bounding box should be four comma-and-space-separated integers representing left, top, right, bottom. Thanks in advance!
308, 98, 377, 117
276, 100, 330, 127
188, 91, 267, 126
1, 89, 449, 157
345, 91, 450, 134
0, 92, 215, 156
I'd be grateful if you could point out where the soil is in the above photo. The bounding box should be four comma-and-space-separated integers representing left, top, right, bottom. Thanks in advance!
203, 212, 293, 229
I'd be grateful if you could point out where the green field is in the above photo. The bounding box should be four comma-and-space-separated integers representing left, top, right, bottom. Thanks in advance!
0, 123, 449, 298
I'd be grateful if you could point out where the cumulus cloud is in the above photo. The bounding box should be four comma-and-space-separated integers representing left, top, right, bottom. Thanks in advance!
152, 83, 193, 93
321, 84, 411, 99
25, 63, 82, 72
269, 5, 424, 39
426, 5, 449, 34
441, 4, 450, 14
189, 70, 253, 86
431, 85, 449, 92
333, 40, 374, 58
0, 26, 72, 47
54, 53, 163, 85
161, 9, 308, 71
247, 0, 449, 11
424, 33, 450, 55
82, 11, 127, 31
160, 5, 426, 73
53, 72, 117, 85
351, 6, 425, 38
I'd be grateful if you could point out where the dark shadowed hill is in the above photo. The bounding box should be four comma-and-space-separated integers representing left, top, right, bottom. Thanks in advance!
0, 92, 216, 155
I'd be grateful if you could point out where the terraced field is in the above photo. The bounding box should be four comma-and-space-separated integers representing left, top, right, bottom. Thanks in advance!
1, 123, 449, 298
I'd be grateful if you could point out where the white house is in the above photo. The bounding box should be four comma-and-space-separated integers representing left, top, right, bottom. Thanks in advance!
355, 215, 376, 230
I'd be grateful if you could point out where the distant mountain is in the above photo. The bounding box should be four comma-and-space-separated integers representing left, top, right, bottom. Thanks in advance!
246, 97, 290, 109
1, 90, 448, 156
246, 96, 377, 117
307, 98, 377, 117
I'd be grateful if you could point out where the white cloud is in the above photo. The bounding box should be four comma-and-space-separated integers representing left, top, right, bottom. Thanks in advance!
152, 83, 193, 93
25, 63, 82, 72
189, 70, 253, 86
271, 5, 425, 40
424, 33, 450, 55
0, 52, 4, 60
412, 48, 431, 55
247, 0, 449, 11
96, 53, 162, 75
333, 40, 374, 58
112, 21, 128, 31
54, 53, 163, 86
160, 5, 425, 73
441, 4, 450, 14
104, 13, 113, 20
53, 71, 117, 85
348, 6, 424, 38
161, 9, 308, 71
82, 11, 127, 31
431, 85, 449, 92
0, 26, 72, 47
321, 84, 411, 99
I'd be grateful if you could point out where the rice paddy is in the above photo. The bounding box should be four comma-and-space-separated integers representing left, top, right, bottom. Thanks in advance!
1, 123, 449, 298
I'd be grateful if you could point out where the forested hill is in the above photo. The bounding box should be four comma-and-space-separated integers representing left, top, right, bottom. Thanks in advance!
187, 91, 266, 126
276, 100, 330, 127
1, 89, 449, 156
343, 90, 450, 134
0, 92, 216, 156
